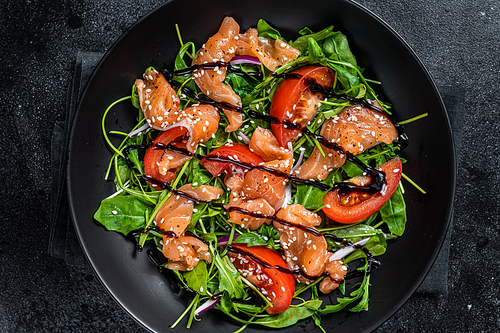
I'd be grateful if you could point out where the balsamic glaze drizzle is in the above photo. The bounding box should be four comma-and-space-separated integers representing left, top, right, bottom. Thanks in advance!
226, 244, 344, 283
126, 63, 406, 283
167, 61, 263, 80
162, 61, 409, 148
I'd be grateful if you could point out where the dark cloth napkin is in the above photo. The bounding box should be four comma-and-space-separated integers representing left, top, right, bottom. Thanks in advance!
50, 52, 465, 294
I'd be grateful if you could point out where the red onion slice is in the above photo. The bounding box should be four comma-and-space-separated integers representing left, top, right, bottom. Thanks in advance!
291, 148, 305, 173
217, 234, 239, 246
194, 297, 220, 316
229, 55, 261, 66
236, 130, 251, 144
329, 238, 370, 261
128, 122, 151, 137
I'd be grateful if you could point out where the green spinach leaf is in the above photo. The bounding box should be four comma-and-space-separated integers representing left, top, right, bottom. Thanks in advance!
379, 186, 406, 236
93, 194, 154, 235
183, 260, 208, 295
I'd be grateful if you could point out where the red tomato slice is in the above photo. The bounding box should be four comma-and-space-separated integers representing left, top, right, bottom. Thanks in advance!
322, 157, 403, 224
143, 126, 188, 188
270, 66, 336, 147
227, 243, 295, 314
200, 143, 264, 177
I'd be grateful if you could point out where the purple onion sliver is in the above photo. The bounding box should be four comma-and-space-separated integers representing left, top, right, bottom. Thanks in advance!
237, 130, 251, 144
217, 234, 239, 246
128, 122, 151, 137
194, 297, 220, 316
329, 238, 370, 261
291, 148, 305, 172
229, 55, 261, 65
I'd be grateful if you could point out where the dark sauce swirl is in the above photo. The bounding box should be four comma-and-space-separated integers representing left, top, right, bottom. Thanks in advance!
126, 63, 400, 285
163, 62, 409, 149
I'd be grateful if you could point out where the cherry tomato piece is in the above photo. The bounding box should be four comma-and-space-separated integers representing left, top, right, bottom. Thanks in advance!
200, 143, 264, 177
143, 126, 188, 188
228, 243, 295, 314
322, 157, 403, 224
270, 66, 336, 147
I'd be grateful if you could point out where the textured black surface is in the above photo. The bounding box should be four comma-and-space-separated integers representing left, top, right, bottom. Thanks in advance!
0, 0, 499, 332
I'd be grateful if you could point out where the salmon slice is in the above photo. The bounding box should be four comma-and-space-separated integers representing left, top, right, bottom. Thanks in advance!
155, 184, 223, 236
242, 128, 293, 209
227, 198, 275, 230
295, 103, 398, 180
135, 68, 181, 131
163, 104, 220, 152
249, 127, 294, 162
153, 104, 219, 177
273, 204, 328, 282
236, 28, 301, 71
329, 103, 398, 154
162, 234, 211, 271
156, 184, 223, 271
319, 255, 347, 294
192, 16, 242, 132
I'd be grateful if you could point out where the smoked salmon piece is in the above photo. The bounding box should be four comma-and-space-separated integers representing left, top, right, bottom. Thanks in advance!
155, 184, 223, 236
163, 234, 211, 271
273, 204, 328, 282
295, 103, 398, 180
242, 128, 293, 209
192, 17, 242, 132
192, 17, 301, 132
135, 68, 181, 131
236, 28, 300, 72
329, 103, 398, 154
319, 254, 347, 294
154, 104, 219, 177
156, 183, 223, 271
227, 198, 275, 230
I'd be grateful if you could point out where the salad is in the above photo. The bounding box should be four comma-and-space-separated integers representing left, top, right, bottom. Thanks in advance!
94, 16, 424, 332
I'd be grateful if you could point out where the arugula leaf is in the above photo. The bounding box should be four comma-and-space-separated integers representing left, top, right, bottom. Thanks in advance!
174, 42, 196, 71
326, 32, 357, 75
349, 275, 371, 312
93, 194, 154, 235
328, 62, 360, 92
218, 291, 233, 314
380, 186, 406, 236
214, 252, 245, 298
320, 274, 370, 314
292, 26, 336, 53
307, 38, 324, 63
232, 302, 267, 314
131, 84, 141, 110
252, 300, 322, 328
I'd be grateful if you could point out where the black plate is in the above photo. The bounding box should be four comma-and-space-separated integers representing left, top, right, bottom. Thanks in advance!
67, 0, 455, 332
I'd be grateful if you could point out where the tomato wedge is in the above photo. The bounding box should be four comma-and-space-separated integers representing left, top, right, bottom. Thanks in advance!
200, 143, 264, 177
270, 66, 336, 147
227, 243, 295, 314
322, 157, 403, 224
143, 126, 188, 188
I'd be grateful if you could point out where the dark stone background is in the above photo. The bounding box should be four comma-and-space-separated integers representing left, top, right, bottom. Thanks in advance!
1, 0, 498, 332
